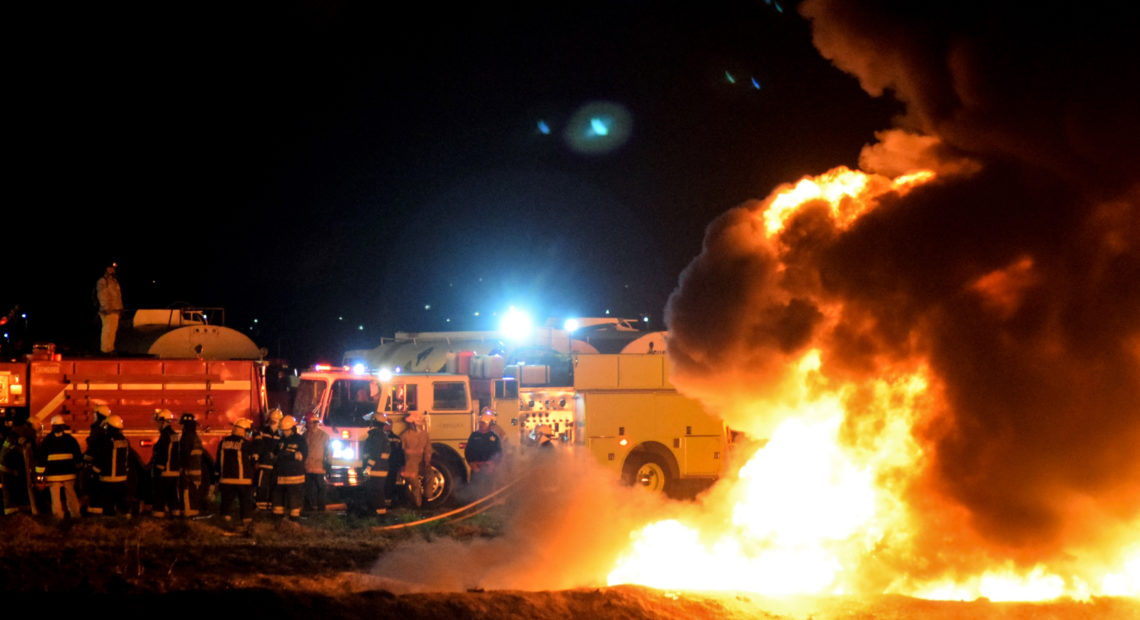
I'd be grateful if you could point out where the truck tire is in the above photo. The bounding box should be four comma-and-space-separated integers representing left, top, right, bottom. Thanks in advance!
423, 453, 460, 509
622, 450, 676, 496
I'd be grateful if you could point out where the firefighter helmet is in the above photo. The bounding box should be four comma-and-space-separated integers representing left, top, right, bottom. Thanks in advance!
106, 415, 125, 429
94, 404, 111, 418
50, 415, 66, 427
404, 410, 423, 425
233, 418, 253, 430
154, 408, 174, 423
479, 409, 496, 425
268, 408, 284, 423
279, 415, 298, 431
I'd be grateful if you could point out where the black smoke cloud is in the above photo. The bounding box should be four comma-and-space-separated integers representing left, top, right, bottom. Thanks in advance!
666, 0, 1140, 563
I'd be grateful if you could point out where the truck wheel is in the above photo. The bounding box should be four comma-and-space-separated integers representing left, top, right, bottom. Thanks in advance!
622, 451, 675, 495
423, 455, 459, 508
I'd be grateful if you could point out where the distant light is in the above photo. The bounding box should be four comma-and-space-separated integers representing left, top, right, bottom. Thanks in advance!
338, 316, 344, 321
377, 368, 393, 382
20, 313, 27, 319
605, 309, 611, 315
564, 318, 580, 332
725, 70, 736, 84
445, 318, 452, 323
253, 318, 259, 324
537, 120, 551, 135
351, 363, 366, 375
358, 325, 364, 331
474, 311, 480, 317
642, 316, 649, 323
751, 77, 762, 90
500, 307, 533, 340
424, 304, 431, 310
563, 101, 632, 155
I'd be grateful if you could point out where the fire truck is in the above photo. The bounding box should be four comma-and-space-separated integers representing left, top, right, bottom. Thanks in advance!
0, 346, 268, 461
291, 364, 519, 508
295, 350, 734, 506
516, 353, 732, 496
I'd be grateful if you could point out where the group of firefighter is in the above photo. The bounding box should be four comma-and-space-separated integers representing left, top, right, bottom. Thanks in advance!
1, 401, 518, 524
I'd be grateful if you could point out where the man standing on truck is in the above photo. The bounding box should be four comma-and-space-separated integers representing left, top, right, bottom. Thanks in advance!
272, 415, 307, 521
149, 409, 181, 518
302, 413, 329, 513
360, 412, 391, 517
35, 415, 83, 520
94, 262, 123, 354
400, 411, 432, 509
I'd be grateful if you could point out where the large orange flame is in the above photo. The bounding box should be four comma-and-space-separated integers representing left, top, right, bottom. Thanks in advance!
609, 166, 1140, 601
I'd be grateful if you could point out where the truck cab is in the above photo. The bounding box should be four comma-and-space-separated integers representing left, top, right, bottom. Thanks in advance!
294, 366, 503, 508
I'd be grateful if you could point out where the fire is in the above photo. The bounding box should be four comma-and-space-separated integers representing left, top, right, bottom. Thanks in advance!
610, 165, 1140, 602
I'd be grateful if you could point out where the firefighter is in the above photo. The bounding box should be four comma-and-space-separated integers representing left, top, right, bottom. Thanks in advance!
94, 262, 123, 354
360, 412, 391, 517
82, 404, 111, 515
149, 409, 181, 518
179, 412, 209, 517
535, 424, 556, 449
302, 413, 329, 513
253, 408, 283, 510
464, 409, 502, 497
35, 415, 82, 520
271, 415, 307, 521
216, 418, 255, 526
92, 414, 136, 517
399, 411, 432, 508
0, 410, 38, 515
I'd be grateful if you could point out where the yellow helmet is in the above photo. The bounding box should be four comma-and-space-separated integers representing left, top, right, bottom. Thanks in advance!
233, 418, 253, 430
50, 415, 66, 426
279, 415, 298, 431
268, 408, 284, 423
106, 415, 125, 430
154, 408, 175, 423
94, 404, 112, 418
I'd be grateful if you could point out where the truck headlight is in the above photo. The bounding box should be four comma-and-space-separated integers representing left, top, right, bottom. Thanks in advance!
330, 440, 356, 460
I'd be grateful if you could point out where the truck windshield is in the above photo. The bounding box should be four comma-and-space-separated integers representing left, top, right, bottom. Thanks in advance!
293, 379, 326, 420
327, 379, 378, 428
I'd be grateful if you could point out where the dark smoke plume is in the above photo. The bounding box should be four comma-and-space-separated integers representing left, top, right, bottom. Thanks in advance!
666, 0, 1140, 566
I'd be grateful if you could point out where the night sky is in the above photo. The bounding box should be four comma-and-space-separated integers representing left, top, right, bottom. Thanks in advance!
9, 1, 898, 365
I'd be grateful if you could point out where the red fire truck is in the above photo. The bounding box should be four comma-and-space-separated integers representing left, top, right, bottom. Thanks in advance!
0, 347, 268, 460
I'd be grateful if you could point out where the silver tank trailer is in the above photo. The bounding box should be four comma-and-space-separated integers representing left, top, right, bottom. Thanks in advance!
117, 308, 263, 360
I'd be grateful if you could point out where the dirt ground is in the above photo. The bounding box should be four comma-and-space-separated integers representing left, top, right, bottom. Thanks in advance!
4, 511, 1140, 619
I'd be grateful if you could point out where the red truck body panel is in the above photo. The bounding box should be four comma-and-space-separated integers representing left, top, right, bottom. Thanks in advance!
2, 358, 267, 461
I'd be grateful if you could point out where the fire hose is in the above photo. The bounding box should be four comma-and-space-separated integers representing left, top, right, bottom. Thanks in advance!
371, 474, 526, 532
